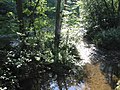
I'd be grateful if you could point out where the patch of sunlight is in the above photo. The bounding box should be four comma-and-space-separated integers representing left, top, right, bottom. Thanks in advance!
0, 87, 7, 90
62, 24, 96, 66
76, 41, 94, 65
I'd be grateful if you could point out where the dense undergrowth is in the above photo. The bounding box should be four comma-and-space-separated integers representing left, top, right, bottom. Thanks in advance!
80, 0, 120, 50
87, 27, 120, 50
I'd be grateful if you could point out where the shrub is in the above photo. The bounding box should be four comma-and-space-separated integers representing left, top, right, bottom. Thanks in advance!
93, 27, 120, 50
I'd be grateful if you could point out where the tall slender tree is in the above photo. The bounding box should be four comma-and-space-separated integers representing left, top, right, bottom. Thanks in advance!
118, 0, 120, 26
16, 0, 24, 34
54, 0, 62, 62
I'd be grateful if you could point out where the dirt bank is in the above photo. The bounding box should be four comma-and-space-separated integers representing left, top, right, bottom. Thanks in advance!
85, 63, 112, 90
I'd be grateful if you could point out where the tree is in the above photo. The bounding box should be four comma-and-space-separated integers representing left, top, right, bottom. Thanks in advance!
54, 0, 62, 62
16, 0, 24, 34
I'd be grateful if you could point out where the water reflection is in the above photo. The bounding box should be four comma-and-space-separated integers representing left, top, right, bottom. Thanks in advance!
50, 78, 86, 90
72, 28, 97, 65
10, 62, 88, 90
62, 24, 120, 89
91, 46, 120, 88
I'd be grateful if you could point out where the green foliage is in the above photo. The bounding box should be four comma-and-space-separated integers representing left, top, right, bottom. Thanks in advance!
0, 0, 84, 89
93, 27, 120, 50
46, 0, 56, 18
22, 0, 49, 31
79, 0, 120, 50
0, 0, 18, 35
81, 0, 119, 30
63, 0, 80, 26
34, 15, 54, 30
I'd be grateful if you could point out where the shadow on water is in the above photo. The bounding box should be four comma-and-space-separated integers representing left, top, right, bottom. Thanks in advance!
89, 45, 120, 88
0, 50, 88, 90
47, 74, 85, 90
0, 58, 87, 90
9, 63, 88, 90
77, 33, 120, 89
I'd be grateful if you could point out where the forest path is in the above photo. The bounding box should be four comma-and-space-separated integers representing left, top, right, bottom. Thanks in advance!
84, 63, 112, 90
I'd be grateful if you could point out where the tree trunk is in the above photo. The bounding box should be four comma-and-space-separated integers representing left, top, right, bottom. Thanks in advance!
118, 0, 120, 26
65, 0, 67, 4
57, 76, 62, 90
54, 0, 62, 62
111, 0, 114, 12
16, 0, 24, 34
29, 0, 40, 36
118, 0, 120, 13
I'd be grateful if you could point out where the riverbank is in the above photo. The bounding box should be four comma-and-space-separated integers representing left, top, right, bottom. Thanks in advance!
85, 63, 112, 90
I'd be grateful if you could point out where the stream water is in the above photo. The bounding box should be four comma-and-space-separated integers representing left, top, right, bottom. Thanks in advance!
49, 79, 86, 90
61, 25, 120, 89
1, 26, 119, 90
